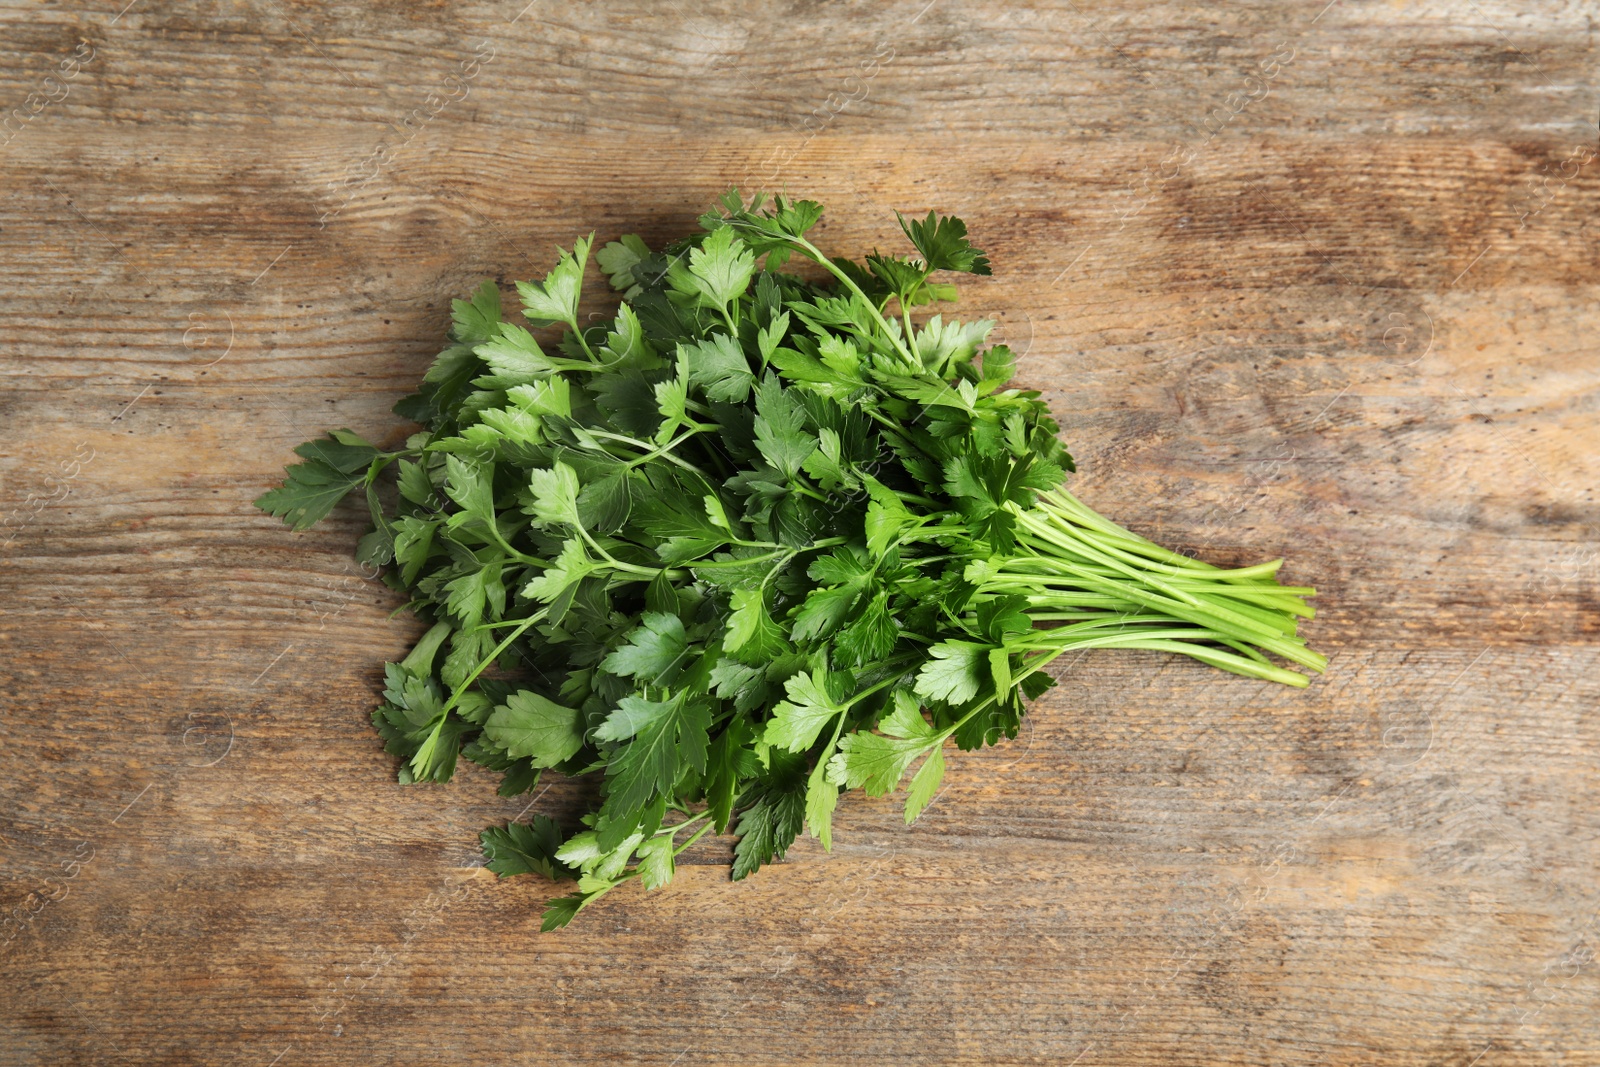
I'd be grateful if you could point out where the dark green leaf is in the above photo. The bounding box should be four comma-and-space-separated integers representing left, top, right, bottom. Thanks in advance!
481, 815, 574, 880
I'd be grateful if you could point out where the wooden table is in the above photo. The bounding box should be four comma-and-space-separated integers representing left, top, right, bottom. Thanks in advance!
3, 2, 1596, 1063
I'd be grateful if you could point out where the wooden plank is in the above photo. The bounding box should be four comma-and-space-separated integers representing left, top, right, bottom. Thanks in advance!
2, 0, 1598, 1063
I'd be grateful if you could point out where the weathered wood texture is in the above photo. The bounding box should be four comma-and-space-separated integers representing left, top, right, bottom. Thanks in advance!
2, 0, 1597, 1063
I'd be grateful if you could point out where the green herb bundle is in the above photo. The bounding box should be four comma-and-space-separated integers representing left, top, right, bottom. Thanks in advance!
258, 192, 1323, 929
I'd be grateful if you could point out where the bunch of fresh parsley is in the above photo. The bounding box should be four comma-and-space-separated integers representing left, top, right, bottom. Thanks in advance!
258, 191, 1323, 929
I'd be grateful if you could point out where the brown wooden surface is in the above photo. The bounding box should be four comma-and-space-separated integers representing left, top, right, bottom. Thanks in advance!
2, 1, 1598, 1063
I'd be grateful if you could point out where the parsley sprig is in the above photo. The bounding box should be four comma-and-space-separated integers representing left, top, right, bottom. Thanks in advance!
259, 191, 1323, 929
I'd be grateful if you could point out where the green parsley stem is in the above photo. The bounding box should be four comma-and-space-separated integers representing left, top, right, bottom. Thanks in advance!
1006, 509, 1321, 666
654, 810, 710, 837
992, 561, 1313, 619
840, 659, 920, 711
685, 536, 845, 572
686, 550, 789, 569
1034, 491, 1299, 586
568, 319, 600, 363
410, 608, 548, 777
790, 483, 830, 504
577, 528, 663, 578
672, 821, 715, 857
622, 426, 713, 472
783, 232, 921, 369
895, 490, 942, 509
585, 429, 714, 481
481, 520, 542, 566
895, 269, 933, 362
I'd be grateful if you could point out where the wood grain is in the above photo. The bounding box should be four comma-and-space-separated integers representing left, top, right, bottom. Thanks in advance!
2, 1, 1598, 1064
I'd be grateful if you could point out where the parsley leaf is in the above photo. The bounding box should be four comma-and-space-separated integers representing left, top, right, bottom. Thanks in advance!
518, 235, 593, 329
451, 279, 503, 344
600, 612, 689, 682
753, 374, 817, 478
255, 432, 379, 531
483, 691, 586, 767
600, 693, 711, 814
731, 755, 807, 881
680, 333, 756, 403
481, 816, 574, 880
686, 225, 756, 312
762, 669, 841, 752
898, 210, 993, 275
